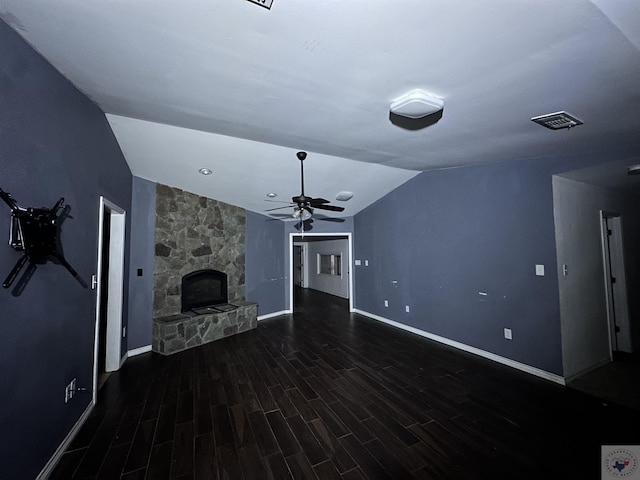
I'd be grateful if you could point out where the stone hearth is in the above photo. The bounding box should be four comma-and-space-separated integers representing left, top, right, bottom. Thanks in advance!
153, 301, 257, 355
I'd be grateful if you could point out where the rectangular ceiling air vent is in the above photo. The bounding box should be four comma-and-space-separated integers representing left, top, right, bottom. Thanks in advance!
247, 0, 273, 9
531, 111, 583, 130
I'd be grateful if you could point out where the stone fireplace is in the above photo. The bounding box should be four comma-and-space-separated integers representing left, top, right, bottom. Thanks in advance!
152, 184, 256, 355
153, 184, 245, 318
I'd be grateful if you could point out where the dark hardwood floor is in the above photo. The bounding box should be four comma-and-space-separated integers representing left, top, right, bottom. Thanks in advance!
50, 288, 639, 479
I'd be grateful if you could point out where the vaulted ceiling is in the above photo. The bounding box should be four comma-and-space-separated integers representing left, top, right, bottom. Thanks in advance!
2, 0, 639, 216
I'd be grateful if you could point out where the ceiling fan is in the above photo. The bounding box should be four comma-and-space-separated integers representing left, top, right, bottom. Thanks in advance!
265, 151, 345, 223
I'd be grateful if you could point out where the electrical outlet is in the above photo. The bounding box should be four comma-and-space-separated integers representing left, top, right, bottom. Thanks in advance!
504, 328, 512, 340
405, 305, 410, 313
535, 264, 545, 276
384, 300, 389, 307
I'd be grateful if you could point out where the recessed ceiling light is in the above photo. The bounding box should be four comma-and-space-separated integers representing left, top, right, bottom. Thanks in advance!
266, 193, 277, 198
628, 165, 640, 176
198, 168, 212, 175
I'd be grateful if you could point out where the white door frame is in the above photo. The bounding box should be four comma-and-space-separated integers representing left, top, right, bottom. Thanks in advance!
600, 211, 632, 354
288, 232, 354, 313
92, 197, 126, 402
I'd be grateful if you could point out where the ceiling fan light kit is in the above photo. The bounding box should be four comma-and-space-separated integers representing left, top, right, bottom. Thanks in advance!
293, 207, 312, 221
390, 89, 444, 119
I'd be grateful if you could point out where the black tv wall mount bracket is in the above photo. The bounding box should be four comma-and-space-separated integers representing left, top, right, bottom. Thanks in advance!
0, 187, 78, 289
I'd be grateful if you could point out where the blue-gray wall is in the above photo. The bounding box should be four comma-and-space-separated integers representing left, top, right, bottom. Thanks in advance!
127, 176, 156, 349
246, 211, 287, 316
354, 159, 565, 374
0, 19, 132, 480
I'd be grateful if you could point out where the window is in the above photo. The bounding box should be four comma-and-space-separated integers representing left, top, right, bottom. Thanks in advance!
318, 253, 341, 276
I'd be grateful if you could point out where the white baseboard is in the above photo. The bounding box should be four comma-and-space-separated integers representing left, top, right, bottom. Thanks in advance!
258, 310, 289, 321
128, 345, 152, 357
352, 309, 566, 385
119, 352, 128, 368
36, 401, 94, 480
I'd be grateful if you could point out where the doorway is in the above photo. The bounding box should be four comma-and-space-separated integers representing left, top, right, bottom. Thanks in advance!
293, 244, 304, 287
288, 232, 354, 313
600, 212, 632, 354
92, 197, 126, 402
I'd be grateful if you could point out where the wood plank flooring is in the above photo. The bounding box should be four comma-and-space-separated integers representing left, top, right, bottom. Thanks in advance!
50, 288, 640, 479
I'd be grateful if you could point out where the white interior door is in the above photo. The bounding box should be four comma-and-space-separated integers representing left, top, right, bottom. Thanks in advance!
93, 197, 126, 401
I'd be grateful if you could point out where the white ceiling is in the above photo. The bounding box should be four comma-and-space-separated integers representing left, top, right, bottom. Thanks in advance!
2, 0, 640, 216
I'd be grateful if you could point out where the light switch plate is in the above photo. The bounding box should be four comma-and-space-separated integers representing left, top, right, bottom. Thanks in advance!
535, 264, 545, 276
355, 260, 361, 266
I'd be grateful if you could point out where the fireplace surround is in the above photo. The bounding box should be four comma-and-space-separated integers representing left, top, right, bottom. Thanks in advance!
153, 184, 245, 318
181, 269, 228, 312
152, 184, 256, 355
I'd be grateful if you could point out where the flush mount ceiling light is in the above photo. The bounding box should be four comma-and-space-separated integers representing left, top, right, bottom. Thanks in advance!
198, 168, 212, 175
628, 164, 640, 176
335, 191, 354, 201
390, 89, 444, 119
531, 111, 583, 130
266, 193, 277, 198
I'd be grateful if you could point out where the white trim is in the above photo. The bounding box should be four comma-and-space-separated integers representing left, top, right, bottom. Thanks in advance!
93, 197, 127, 405
105, 207, 126, 372
289, 232, 355, 313
258, 310, 289, 321
128, 345, 152, 357
353, 309, 566, 385
120, 352, 128, 368
36, 402, 94, 480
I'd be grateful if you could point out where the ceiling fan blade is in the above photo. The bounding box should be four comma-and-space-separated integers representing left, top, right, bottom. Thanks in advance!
264, 205, 294, 212
313, 204, 345, 212
316, 217, 345, 222
309, 198, 330, 205
269, 213, 295, 218
265, 199, 295, 204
